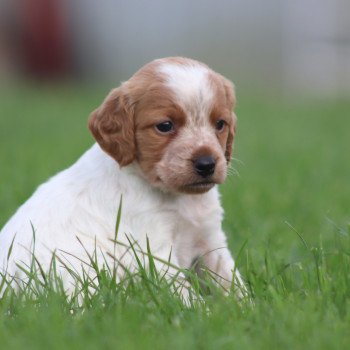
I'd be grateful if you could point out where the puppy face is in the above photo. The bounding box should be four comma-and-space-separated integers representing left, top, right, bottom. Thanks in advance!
89, 57, 237, 194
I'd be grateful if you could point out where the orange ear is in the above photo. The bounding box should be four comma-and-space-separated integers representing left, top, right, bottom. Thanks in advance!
225, 114, 237, 163
88, 87, 135, 166
222, 78, 237, 164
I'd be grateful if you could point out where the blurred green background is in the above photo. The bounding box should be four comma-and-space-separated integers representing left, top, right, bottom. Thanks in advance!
1, 2, 350, 349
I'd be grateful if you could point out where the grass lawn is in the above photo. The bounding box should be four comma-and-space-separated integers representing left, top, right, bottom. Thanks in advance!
0, 85, 349, 349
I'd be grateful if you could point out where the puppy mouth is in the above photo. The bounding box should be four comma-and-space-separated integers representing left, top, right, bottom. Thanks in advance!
180, 181, 215, 194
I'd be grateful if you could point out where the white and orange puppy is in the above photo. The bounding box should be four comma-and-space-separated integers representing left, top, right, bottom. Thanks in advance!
0, 57, 245, 296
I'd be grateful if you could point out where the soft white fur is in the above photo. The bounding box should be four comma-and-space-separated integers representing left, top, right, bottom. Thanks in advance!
159, 62, 214, 120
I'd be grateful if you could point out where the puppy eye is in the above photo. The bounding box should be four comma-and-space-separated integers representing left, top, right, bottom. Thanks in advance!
216, 119, 226, 132
155, 121, 174, 133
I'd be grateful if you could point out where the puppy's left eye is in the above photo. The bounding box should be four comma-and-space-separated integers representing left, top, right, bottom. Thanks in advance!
155, 121, 174, 133
216, 119, 226, 132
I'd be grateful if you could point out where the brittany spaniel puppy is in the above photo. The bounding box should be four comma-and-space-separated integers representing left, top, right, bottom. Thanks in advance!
0, 57, 245, 298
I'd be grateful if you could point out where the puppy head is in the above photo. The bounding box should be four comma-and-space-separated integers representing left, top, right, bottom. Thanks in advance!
89, 57, 237, 194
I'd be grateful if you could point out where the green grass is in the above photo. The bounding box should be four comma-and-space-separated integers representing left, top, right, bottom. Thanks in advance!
1, 85, 350, 349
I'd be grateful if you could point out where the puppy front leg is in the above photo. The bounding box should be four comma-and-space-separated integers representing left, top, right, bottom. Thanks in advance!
196, 239, 247, 299
149, 249, 199, 305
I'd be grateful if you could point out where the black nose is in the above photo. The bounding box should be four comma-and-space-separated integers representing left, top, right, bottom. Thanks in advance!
193, 155, 216, 177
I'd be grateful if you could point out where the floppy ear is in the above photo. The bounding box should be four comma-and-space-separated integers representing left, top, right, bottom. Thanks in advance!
225, 113, 237, 164
222, 78, 237, 164
88, 87, 135, 166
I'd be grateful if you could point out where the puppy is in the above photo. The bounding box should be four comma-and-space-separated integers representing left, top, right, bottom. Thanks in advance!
0, 57, 245, 298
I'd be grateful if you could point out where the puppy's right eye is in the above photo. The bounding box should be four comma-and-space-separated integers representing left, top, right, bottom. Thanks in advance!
155, 121, 174, 133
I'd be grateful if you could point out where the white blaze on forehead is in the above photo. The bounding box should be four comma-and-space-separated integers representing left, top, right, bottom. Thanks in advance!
159, 62, 214, 123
